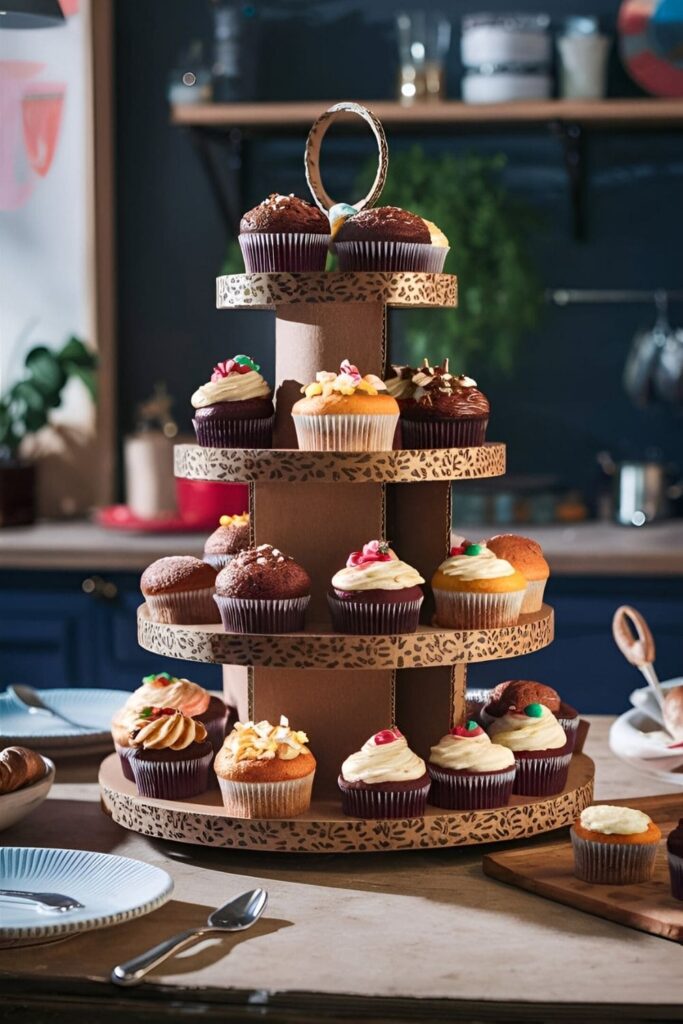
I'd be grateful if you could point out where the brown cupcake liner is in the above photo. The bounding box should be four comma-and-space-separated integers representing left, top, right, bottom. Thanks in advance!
292, 412, 398, 452
239, 232, 331, 273
401, 416, 489, 449
334, 240, 448, 273
521, 578, 547, 614
130, 748, 214, 800
192, 415, 274, 449
512, 751, 572, 796
338, 777, 431, 819
144, 586, 220, 625
327, 594, 423, 635
433, 589, 524, 629
571, 828, 659, 885
217, 772, 315, 818
115, 743, 135, 782
427, 764, 516, 810
201, 710, 228, 755
214, 594, 310, 634
668, 854, 683, 899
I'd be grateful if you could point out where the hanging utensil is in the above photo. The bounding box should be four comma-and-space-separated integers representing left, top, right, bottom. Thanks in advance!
623, 290, 670, 408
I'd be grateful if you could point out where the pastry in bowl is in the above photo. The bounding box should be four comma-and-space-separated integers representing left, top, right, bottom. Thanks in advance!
0, 746, 53, 833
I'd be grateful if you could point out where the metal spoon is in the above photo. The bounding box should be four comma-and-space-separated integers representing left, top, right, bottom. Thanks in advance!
111, 888, 268, 987
0, 889, 85, 913
612, 605, 672, 734
7, 685, 99, 732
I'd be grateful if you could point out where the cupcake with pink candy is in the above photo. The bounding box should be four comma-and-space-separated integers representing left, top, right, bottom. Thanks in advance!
328, 540, 424, 634
191, 354, 274, 449
338, 727, 430, 818
427, 721, 516, 810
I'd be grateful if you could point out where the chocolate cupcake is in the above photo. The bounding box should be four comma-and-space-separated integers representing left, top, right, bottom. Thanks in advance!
334, 206, 448, 272
383, 364, 417, 448
428, 722, 516, 810
481, 680, 580, 752
239, 193, 330, 272
121, 671, 229, 754
667, 818, 683, 900
203, 513, 250, 570
487, 702, 572, 797
191, 355, 274, 449
401, 359, 490, 449
128, 707, 214, 800
328, 540, 424, 634
214, 544, 311, 634
338, 727, 430, 819
111, 706, 147, 781
140, 556, 220, 625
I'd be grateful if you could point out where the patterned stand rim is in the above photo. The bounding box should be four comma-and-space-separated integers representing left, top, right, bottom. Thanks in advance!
216, 271, 457, 310
137, 604, 554, 669
174, 442, 506, 484
99, 753, 594, 854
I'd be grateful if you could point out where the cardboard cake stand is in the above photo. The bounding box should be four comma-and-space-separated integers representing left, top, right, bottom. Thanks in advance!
100, 103, 594, 852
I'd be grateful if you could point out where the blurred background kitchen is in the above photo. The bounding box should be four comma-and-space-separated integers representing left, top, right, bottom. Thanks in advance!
1, 0, 682, 709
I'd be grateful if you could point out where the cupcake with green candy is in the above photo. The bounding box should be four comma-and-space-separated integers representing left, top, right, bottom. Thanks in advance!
487, 702, 572, 797
431, 542, 527, 630
191, 355, 274, 449
427, 721, 516, 810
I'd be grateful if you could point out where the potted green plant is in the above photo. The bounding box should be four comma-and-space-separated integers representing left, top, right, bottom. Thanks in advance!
0, 336, 97, 526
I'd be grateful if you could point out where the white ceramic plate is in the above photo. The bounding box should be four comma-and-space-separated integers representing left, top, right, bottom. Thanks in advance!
0, 847, 173, 947
0, 688, 129, 755
0, 757, 54, 832
610, 677, 683, 787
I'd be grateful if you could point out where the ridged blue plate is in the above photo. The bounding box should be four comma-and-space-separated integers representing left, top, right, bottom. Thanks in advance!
0, 688, 130, 751
0, 847, 173, 947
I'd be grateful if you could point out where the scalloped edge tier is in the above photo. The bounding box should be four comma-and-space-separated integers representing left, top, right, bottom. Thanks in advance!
216, 271, 457, 309
137, 604, 554, 669
99, 752, 594, 854
174, 442, 506, 484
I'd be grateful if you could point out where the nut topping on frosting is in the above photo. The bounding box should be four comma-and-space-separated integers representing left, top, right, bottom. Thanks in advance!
301, 360, 386, 399
223, 716, 310, 762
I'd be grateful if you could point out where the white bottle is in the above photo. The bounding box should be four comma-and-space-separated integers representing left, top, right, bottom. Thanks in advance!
557, 17, 610, 100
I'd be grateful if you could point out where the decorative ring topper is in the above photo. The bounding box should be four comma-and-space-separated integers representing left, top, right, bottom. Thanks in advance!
304, 101, 389, 239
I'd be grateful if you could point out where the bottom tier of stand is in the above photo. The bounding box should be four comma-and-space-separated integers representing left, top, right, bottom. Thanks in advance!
99, 753, 594, 854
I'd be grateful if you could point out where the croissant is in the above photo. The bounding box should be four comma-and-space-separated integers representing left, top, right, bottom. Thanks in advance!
0, 746, 46, 794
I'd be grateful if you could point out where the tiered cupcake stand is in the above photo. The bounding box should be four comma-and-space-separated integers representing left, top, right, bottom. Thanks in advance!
99, 103, 594, 853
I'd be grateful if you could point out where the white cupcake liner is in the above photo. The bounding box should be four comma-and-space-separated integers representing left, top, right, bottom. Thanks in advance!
217, 772, 314, 818
214, 594, 310, 634
433, 588, 524, 629
292, 413, 398, 452
130, 749, 214, 800
512, 752, 572, 796
239, 232, 330, 273
571, 828, 659, 884
327, 595, 423, 635
144, 586, 219, 625
427, 765, 516, 810
334, 240, 448, 273
521, 578, 548, 614
203, 553, 236, 571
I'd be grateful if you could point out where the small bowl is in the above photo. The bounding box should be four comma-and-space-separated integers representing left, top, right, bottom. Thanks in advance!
0, 757, 55, 832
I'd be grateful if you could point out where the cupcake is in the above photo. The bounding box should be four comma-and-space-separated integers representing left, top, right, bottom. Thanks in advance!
291, 359, 399, 452
120, 671, 229, 753
401, 359, 490, 449
203, 513, 250, 570
191, 355, 274, 449
214, 544, 311, 634
428, 721, 516, 810
214, 716, 316, 818
140, 556, 220, 625
338, 727, 430, 819
239, 193, 330, 273
333, 206, 448, 273
111, 705, 148, 782
487, 534, 550, 614
667, 818, 683, 900
328, 540, 424, 634
128, 707, 214, 800
571, 805, 662, 885
481, 680, 580, 752
383, 363, 417, 448
431, 542, 527, 629
487, 702, 572, 797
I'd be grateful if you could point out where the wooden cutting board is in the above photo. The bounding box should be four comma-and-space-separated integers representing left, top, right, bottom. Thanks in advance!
483, 794, 683, 943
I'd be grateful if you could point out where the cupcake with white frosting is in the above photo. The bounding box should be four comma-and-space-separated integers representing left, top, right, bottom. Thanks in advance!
428, 721, 516, 810
328, 540, 425, 634
338, 727, 430, 818
487, 702, 572, 796
128, 707, 214, 799
191, 355, 274, 448
571, 805, 662, 885
431, 542, 527, 629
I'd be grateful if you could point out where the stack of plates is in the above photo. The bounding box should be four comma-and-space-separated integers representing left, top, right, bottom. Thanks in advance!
609, 678, 683, 786
0, 688, 129, 758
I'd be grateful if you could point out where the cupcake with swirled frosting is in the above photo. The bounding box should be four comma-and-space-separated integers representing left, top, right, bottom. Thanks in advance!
117, 671, 230, 753
428, 721, 516, 810
401, 358, 490, 449
487, 702, 572, 797
191, 355, 274, 449
328, 540, 424, 635
128, 707, 213, 799
432, 542, 526, 629
338, 727, 430, 818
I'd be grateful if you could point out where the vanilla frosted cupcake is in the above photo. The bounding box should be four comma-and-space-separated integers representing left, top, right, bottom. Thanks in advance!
328, 540, 424, 634
571, 805, 662, 885
428, 722, 516, 810
191, 355, 274, 448
128, 708, 213, 799
488, 702, 572, 796
432, 542, 527, 629
338, 727, 430, 819
120, 672, 228, 753
214, 717, 316, 818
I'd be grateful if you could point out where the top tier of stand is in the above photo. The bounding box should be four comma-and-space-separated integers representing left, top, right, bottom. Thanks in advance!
216, 271, 457, 310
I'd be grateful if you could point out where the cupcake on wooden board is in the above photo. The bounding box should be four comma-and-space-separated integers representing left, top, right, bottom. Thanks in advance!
333, 206, 449, 273
214, 716, 316, 818
140, 556, 220, 625
338, 727, 430, 819
328, 540, 424, 634
120, 671, 229, 753
431, 542, 527, 629
292, 359, 399, 452
571, 805, 662, 885
401, 359, 490, 449
667, 818, 683, 900
487, 534, 550, 614
239, 193, 331, 272
487, 702, 572, 797
481, 680, 580, 751
214, 544, 311, 634
427, 721, 516, 810
203, 512, 250, 570
128, 707, 214, 800
191, 355, 274, 449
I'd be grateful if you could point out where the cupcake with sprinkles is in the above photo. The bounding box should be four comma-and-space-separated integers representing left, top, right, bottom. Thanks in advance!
239, 193, 331, 272
191, 355, 274, 449
431, 542, 527, 629
571, 805, 662, 885
119, 671, 230, 753
203, 513, 250, 570
487, 702, 572, 797
328, 540, 424, 634
338, 727, 430, 818
128, 707, 214, 800
214, 544, 311, 634
427, 721, 516, 810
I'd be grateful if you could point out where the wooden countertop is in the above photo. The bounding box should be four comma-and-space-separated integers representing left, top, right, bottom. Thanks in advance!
1, 718, 681, 1022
